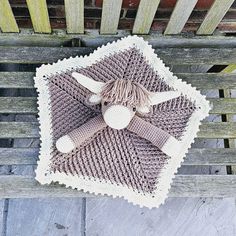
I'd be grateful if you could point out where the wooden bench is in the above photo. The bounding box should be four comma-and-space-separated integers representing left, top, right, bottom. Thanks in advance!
0, 0, 236, 199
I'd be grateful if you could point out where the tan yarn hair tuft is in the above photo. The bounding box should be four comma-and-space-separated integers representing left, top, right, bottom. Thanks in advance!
100, 79, 150, 107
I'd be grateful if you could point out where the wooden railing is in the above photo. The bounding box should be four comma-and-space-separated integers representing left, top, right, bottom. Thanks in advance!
0, 0, 235, 35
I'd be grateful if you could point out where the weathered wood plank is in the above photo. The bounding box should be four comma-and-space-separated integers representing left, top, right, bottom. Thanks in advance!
164, 0, 198, 35
170, 175, 236, 197
0, 47, 236, 64
1, 72, 236, 90
132, 0, 160, 34
100, 0, 122, 34
0, 122, 235, 138
0, 175, 235, 198
1, 97, 236, 114
208, 98, 236, 114
197, 0, 235, 35
198, 122, 236, 139
1, 30, 236, 48
0, 97, 37, 113
184, 148, 236, 165
222, 64, 236, 73
65, 0, 84, 34
1, 148, 236, 166
0, 46, 92, 63
0, 0, 19, 32
0, 148, 38, 165
26, 0, 51, 33
0, 122, 39, 138
178, 73, 236, 89
0, 72, 34, 88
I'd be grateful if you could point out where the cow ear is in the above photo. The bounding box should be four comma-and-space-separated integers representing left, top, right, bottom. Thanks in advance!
72, 72, 105, 94
149, 91, 181, 105
88, 94, 102, 105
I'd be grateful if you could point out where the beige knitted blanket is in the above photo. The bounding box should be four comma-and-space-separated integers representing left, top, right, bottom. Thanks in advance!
34, 36, 210, 208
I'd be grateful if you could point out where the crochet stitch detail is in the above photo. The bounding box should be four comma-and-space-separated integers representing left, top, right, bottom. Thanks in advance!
47, 47, 196, 195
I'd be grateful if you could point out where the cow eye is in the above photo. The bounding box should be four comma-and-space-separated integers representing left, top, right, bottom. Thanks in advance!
104, 101, 108, 106
133, 107, 136, 112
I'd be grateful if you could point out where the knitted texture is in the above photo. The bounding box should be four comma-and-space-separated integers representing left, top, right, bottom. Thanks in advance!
48, 47, 195, 193
34, 36, 210, 208
127, 115, 171, 150
68, 115, 107, 147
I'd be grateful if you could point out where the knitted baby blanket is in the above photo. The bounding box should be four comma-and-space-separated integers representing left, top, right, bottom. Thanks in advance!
34, 36, 210, 208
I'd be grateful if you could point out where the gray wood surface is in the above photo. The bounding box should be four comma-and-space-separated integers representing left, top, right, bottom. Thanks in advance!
1, 72, 236, 90
0, 47, 236, 65
132, 0, 160, 34
197, 0, 235, 35
0, 121, 235, 139
100, 0, 122, 34
0, 97, 235, 114
0, 30, 236, 48
0, 175, 235, 198
0, 147, 236, 166
65, 0, 84, 34
177, 73, 236, 89
0, 72, 34, 88
164, 0, 198, 35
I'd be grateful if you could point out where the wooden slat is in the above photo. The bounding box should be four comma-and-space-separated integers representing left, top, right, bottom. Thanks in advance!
0, 122, 235, 139
197, 0, 235, 35
0, 175, 236, 198
100, 0, 122, 34
0, 97, 37, 113
222, 65, 236, 73
0, 47, 236, 65
0, 148, 38, 165
1, 30, 236, 48
178, 73, 236, 90
170, 175, 236, 197
0, 72, 34, 88
198, 122, 236, 139
164, 0, 198, 35
0, 0, 19, 32
184, 148, 236, 166
26, 0, 51, 33
208, 98, 236, 114
0, 47, 92, 63
132, 0, 161, 34
1, 97, 236, 114
0, 122, 39, 138
1, 72, 236, 90
1, 148, 236, 166
65, 0, 84, 34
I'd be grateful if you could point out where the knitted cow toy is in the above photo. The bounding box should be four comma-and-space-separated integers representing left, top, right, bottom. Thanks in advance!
34, 36, 210, 208
56, 72, 182, 158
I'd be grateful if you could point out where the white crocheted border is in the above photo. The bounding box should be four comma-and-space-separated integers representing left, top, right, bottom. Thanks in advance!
34, 35, 211, 209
